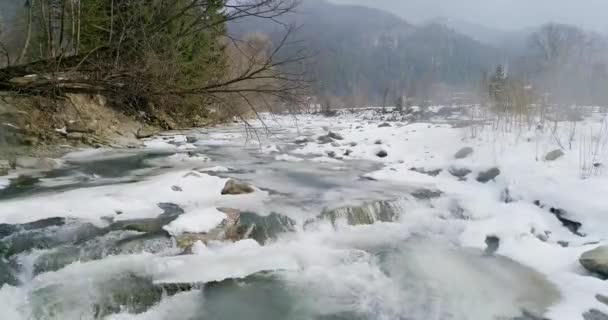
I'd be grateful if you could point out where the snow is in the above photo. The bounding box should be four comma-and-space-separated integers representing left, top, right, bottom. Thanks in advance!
163, 207, 227, 236
197, 165, 232, 172
0, 170, 265, 225
1, 110, 608, 319
275, 154, 304, 162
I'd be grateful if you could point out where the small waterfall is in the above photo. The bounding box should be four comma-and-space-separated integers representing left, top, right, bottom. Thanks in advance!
318, 200, 405, 225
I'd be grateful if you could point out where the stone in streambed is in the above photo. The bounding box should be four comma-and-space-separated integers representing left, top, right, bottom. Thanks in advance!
221, 179, 254, 195
454, 147, 474, 159
449, 167, 472, 179
476, 167, 500, 183
584, 310, 608, 320
545, 149, 565, 161
580, 246, 608, 277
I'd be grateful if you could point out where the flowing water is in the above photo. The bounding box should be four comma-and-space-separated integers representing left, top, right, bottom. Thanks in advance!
0, 122, 560, 320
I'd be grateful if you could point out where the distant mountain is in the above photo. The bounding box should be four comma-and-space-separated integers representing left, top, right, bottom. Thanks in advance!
229, 0, 500, 103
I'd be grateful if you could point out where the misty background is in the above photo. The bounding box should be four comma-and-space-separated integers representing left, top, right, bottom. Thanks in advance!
331, 0, 608, 33
3, 0, 608, 108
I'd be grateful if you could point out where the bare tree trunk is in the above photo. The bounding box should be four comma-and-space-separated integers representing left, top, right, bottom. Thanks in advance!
70, 0, 75, 54
18, 0, 34, 64
59, 0, 66, 55
76, 0, 81, 54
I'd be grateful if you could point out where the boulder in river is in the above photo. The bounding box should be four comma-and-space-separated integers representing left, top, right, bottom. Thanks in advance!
221, 179, 254, 195
327, 131, 344, 140
477, 167, 501, 183
449, 167, 472, 179
378, 122, 391, 128
454, 147, 474, 159
2, 221, 104, 258
580, 246, 608, 277
545, 149, 565, 161
110, 216, 177, 234
410, 167, 442, 177
376, 150, 388, 158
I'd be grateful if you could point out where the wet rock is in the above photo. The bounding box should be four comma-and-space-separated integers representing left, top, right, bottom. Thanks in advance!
327, 131, 344, 140
378, 122, 391, 128
374, 139, 382, 145
545, 149, 565, 161
411, 188, 443, 200
237, 212, 296, 245
449, 167, 472, 179
294, 137, 309, 144
349, 142, 358, 147
410, 167, 443, 177
7, 175, 40, 191
157, 202, 185, 216
454, 147, 474, 159
584, 310, 608, 320
512, 310, 550, 320
484, 235, 500, 255
330, 142, 341, 147
580, 246, 608, 277
221, 179, 254, 195
110, 216, 176, 234
376, 150, 388, 158
344, 150, 353, 156
171, 185, 182, 192
113, 231, 174, 255
596, 294, 608, 306
32, 245, 83, 275
319, 201, 402, 225
0, 217, 67, 240
549, 207, 583, 236
22, 217, 66, 230
317, 135, 333, 144
0, 258, 18, 287
2, 222, 104, 257
90, 274, 172, 317
186, 136, 198, 143
476, 167, 501, 183
326, 151, 337, 158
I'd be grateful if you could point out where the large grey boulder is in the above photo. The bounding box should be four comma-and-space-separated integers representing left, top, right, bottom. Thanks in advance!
454, 147, 474, 159
580, 246, 608, 277
545, 149, 565, 161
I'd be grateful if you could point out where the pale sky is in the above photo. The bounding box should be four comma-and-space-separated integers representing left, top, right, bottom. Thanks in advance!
330, 0, 608, 32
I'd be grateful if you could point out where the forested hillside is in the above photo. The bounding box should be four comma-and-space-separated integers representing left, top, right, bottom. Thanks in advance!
0, 0, 303, 127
